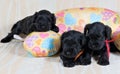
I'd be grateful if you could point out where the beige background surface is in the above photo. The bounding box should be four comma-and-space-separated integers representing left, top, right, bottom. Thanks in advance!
0, 0, 120, 74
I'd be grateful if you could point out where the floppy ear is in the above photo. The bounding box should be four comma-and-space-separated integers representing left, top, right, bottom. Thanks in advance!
61, 32, 68, 40
81, 35, 86, 46
51, 14, 59, 32
84, 24, 91, 36
34, 12, 38, 16
51, 14, 56, 25
104, 25, 112, 40
33, 12, 38, 21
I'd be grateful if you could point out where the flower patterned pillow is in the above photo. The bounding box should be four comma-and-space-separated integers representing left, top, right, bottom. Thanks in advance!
55, 7, 120, 51
23, 31, 61, 57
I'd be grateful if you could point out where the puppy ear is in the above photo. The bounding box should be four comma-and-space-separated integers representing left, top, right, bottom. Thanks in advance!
32, 12, 39, 23
51, 13, 59, 32
104, 25, 112, 40
51, 14, 56, 25
34, 12, 38, 18
82, 35, 86, 46
34, 12, 38, 16
61, 32, 68, 40
84, 24, 91, 36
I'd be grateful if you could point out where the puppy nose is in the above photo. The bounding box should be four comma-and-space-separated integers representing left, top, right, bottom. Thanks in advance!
66, 52, 71, 55
92, 45, 96, 48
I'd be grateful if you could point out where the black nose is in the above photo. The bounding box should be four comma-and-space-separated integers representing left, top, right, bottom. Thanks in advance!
66, 51, 71, 55
92, 45, 96, 48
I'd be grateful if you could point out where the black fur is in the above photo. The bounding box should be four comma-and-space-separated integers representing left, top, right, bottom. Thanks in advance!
1, 10, 59, 43
60, 30, 86, 67
82, 22, 112, 66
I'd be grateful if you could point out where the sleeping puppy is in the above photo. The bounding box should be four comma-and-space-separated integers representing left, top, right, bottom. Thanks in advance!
1, 10, 59, 43
60, 30, 86, 67
81, 22, 112, 66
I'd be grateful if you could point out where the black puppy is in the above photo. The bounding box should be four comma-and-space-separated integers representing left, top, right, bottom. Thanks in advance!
1, 10, 59, 43
60, 30, 86, 67
81, 22, 112, 66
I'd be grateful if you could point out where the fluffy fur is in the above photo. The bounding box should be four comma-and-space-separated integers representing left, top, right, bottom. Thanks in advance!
1, 10, 59, 43
60, 30, 86, 67
81, 22, 112, 66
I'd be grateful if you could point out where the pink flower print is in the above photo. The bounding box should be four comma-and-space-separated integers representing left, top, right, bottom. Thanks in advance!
33, 47, 40, 52
58, 24, 66, 34
40, 33, 49, 38
32, 47, 41, 56
56, 11, 64, 17
102, 10, 114, 21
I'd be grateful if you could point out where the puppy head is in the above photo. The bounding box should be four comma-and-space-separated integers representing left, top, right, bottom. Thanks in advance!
84, 22, 112, 50
31, 10, 59, 32
61, 31, 86, 58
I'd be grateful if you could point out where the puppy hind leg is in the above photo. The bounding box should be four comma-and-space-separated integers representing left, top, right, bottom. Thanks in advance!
1, 27, 21, 43
1, 33, 14, 43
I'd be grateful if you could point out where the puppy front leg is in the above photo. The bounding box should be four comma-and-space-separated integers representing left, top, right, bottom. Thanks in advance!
97, 48, 109, 65
79, 52, 91, 65
60, 55, 75, 67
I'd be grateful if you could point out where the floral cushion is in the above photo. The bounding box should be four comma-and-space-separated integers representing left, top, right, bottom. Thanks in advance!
23, 31, 61, 57
55, 7, 120, 50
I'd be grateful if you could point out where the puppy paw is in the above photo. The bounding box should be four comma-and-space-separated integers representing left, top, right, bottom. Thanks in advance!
63, 62, 75, 67
75, 61, 81, 65
97, 58, 109, 66
75, 59, 83, 65
80, 58, 91, 65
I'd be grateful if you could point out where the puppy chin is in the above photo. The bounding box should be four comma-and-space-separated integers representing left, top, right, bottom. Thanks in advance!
61, 52, 76, 58
64, 55, 75, 58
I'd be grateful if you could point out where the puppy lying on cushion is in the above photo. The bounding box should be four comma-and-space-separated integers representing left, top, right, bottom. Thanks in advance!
1, 10, 59, 43
60, 30, 86, 67
81, 22, 112, 65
